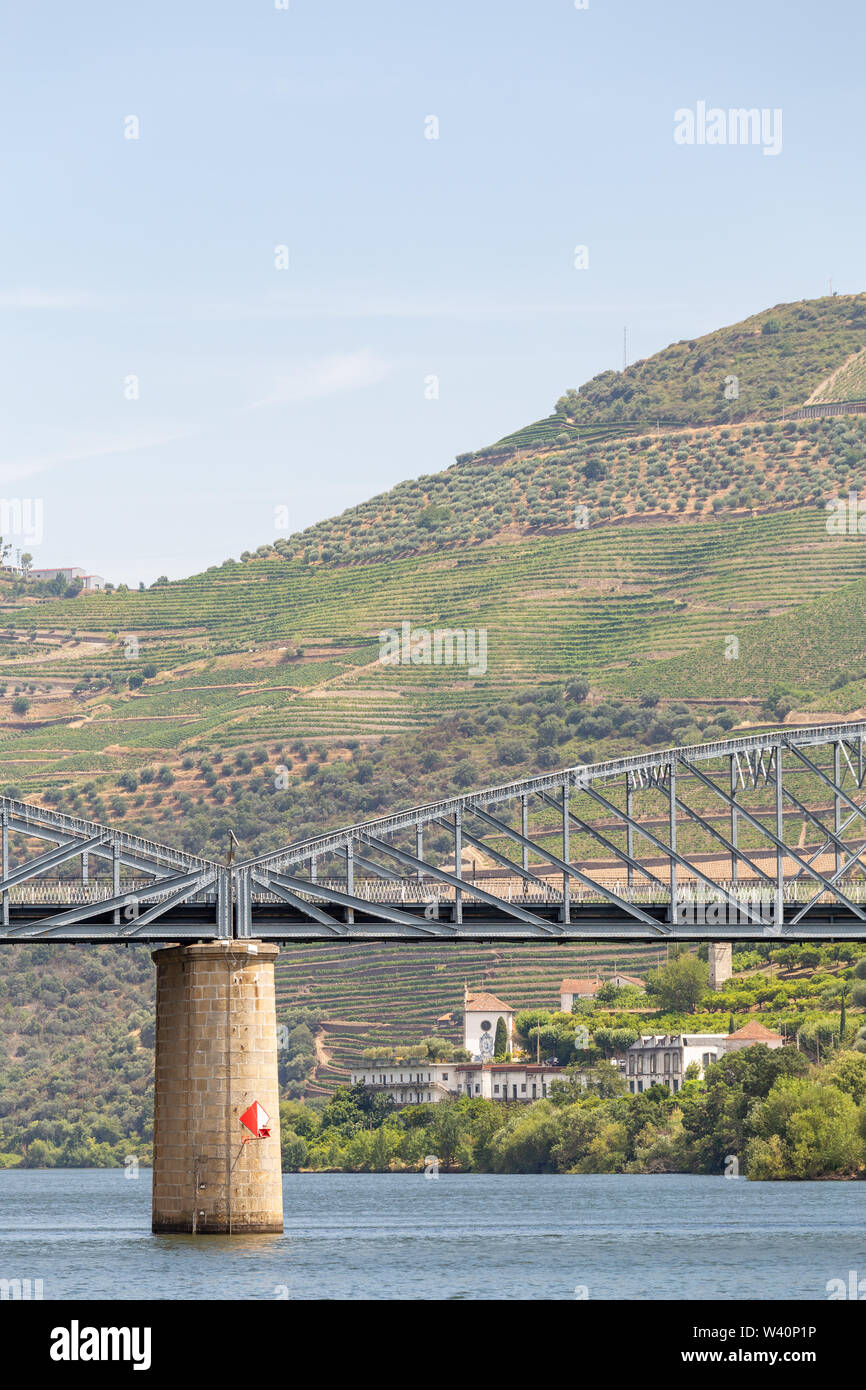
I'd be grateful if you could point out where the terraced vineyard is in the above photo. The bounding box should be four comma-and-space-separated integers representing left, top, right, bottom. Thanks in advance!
274, 940, 662, 1095
808, 348, 866, 404
268, 413, 866, 568
3, 291, 866, 1117
1, 500, 865, 812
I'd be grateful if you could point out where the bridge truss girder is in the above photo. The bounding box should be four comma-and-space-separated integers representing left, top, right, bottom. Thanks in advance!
236, 721, 866, 943
0, 798, 230, 942
1, 723, 866, 943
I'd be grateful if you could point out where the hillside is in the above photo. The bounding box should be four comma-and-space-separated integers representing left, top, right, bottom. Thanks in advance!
548, 294, 866, 430
3, 290, 866, 1147
1, 501, 865, 833
266, 413, 866, 566
806, 347, 866, 405
270, 295, 866, 567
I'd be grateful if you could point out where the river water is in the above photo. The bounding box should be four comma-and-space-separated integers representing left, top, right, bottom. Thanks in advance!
0, 1170, 863, 1300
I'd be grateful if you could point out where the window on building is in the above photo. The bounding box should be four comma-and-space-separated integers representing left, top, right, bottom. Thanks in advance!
494, 1084, 500, 1093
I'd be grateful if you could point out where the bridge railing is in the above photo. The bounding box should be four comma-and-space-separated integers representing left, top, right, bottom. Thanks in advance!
1, 878, 218, 905
247, 875, 866, 908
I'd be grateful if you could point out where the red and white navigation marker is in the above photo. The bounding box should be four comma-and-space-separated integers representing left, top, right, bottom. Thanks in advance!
239, 1101, 271, 1139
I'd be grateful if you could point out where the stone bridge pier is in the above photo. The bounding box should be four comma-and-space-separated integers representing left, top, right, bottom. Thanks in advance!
151, 941, 283, 1234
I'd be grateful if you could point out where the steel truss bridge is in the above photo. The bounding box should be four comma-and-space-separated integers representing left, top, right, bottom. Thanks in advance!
3, 723, 866, 944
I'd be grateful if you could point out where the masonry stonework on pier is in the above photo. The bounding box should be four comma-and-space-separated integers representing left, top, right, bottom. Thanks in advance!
151, 940, 283, 1235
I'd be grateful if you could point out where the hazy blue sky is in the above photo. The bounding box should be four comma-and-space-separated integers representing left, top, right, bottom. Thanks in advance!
0, 0, 863, 584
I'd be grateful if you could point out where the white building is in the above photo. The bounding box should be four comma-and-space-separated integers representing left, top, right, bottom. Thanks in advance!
350, 1062, 564, 1106
561, 972, 646, 1012
464, 988, 514, 1061
350, 1065, 455, 1105
626, 1034, 728, 1094
560, 978, 600, 1011
29, 566, 105, 592
609, 972, 646, 992
625, 1022, 786, 1094
30, 566, 84, 584
723, 1021, 785, 1053
454, 1063, 563, 1102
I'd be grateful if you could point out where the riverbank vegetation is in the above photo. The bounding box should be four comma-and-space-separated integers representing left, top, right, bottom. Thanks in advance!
279, 1046, 866, 1181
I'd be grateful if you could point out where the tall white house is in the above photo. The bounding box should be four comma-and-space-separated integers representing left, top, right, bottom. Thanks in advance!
626, 1034, 727, 1094
463, 988, 514, 1061
625, 1022, 785, 1094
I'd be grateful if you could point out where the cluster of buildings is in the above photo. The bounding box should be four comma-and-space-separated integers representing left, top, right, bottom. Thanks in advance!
351, 978, 786, 1106
27, 566, 106, 592
352, 990, 563, 1104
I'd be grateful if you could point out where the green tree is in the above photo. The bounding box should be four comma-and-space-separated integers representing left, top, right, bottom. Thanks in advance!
281, 1131, 308, 1171
565, 677, 590, 703
494, 1016, 508, 1060
489, 1101, 560, 1173
679, 1044, 808, 1173
746, 1078, 862, 1179
552, 1103, 629, 1173
583, 1060, 628, 1098
430, 1103, 464, 1170
593, 1027, 639, 1058
646, 953, 708, 1012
